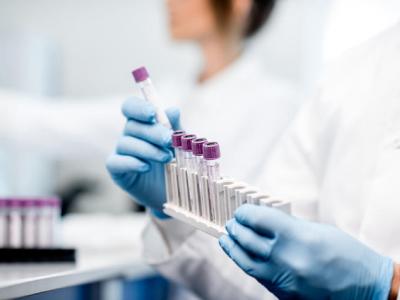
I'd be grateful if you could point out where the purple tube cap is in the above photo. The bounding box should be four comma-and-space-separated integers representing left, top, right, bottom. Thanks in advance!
47, 197, 61, 207
21, 199, 36, 207
203, 142, 221, 160
192, 138, 207, 156
6, 199, 24, 208
132, 67, 149, 83
181, 134, 196, 151
0, 198, 7, 207
172, 130, 186, 148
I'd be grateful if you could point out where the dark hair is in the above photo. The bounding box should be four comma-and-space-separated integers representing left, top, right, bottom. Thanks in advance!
209, 0, 275, 38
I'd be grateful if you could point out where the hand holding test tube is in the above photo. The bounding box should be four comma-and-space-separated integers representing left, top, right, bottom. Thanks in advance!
132, 67, 172, 129
107, 67, 181, 215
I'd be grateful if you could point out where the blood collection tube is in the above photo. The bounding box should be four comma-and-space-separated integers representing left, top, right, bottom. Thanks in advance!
203, 142, 221, 222
172, 130, 186, 167
203, 142, 221, 180
36, 198, 52, 248
0, 199, 7, 247
132, 67, 171, 129
47, 197, 61, 247
181, 134, 197, 170
191, 138, 207, 175
7, 199, 23, 248
21, 199, 37, 248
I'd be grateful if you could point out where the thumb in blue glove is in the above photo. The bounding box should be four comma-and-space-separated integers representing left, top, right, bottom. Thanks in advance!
219, 204, 394, 300
106, 97, 181, 217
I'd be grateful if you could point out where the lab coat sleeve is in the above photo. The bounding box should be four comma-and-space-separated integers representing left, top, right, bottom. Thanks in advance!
0, 89, 124, 159
142, 216, 277, 300
256, 88, 337, 221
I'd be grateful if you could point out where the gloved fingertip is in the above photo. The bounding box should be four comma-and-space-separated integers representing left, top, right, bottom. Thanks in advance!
234, 204, 254, 222
138, 163, 151, 172
166, 107, 181, 130
161, 152, 173, 163
219, 235, 230, 253
225, 219, 235, 233
162, 131, 173, 147
151, 209, 171, 219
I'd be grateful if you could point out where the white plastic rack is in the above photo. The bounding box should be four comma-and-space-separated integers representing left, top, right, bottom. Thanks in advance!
164, 161, 291, 238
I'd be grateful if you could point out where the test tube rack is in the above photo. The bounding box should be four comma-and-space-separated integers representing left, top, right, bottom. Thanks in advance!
164, 161, 291, 238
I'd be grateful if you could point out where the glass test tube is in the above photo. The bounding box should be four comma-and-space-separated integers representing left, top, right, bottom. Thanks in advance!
132, 67, 171, 128
0, 199, 7, 247
172, 130, 186, 167
191, 138, 207, 216
21, 199, 37, 248
7, 199, 23, 248
203, 142, 221, 180
181, 134, 197, 212
48, 197, 61, 247
181, 134, 196, 170
203, 142, 221, 222
36, 199, 52, 248
191, 138, 207, 176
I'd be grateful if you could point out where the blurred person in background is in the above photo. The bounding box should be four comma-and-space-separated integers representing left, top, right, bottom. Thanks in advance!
0, 0, 299, 216
107, 0, 301, 299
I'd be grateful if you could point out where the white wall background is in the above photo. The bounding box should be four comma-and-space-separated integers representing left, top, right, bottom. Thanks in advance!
0, 0, 399, 210
1, 0, 399, 97
0, 0, 332, 97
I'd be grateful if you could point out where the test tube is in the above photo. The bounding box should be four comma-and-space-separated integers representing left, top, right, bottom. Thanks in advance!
190, 138, 207, 216
203, 142, 221, 222
132, 67, 171, 128
191, 138, 207, 175
0, 199, 7, 247
181, 134, 197, 170
21, 199, 37, 248
172, 130, 186, 167
203, 142, 221, 180
47, 197, 61, 247
7, 199, 23, 248
181, 134, 197, 212
36, 198, 52, 248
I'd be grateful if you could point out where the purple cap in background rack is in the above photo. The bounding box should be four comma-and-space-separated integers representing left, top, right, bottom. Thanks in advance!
21, 199, 36, 208
0, 198, 6, 208
132, 67, 149, 83
46, 197, 61, 207
192, 138, 207, 156
203, 142, 221, 160
6, 198, 24, 208
172, 130, 186, 148
181, 134, 196, 151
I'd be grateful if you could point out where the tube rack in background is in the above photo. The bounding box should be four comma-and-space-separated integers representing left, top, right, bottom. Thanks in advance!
164, 161, 291, 238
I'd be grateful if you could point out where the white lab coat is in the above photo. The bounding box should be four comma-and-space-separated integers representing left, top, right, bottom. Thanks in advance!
143, 54, 300, 300
0, 92, 128, 210
0, 91, 124, 159
142, 24, 400, 300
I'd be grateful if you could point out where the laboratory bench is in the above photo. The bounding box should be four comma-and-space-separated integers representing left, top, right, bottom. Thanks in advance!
0, 213, 166, 300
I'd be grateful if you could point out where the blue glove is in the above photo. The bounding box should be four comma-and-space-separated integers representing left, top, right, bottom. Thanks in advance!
106, 97, 181, 217
219, 204, 394, 300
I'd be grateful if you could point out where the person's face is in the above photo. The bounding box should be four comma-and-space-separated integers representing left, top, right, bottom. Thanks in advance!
166, 0, 219, 41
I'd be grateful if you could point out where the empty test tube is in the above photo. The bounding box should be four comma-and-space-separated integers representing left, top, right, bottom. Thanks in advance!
190, 138, 207, 216
8, 199, 23, 248
21, 199, 37, 248
181, 134, 197, 212
132, 67, 171, 128
203, 142, 221, 180
191, 138, 207, 175
172, 130, 186, 167
0, 199, 6, 247
181, 134, 197, 170
203, 142, 221, 222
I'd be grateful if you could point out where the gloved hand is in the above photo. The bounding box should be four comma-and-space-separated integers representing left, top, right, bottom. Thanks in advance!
106, 97, 181, 216
219, 204, 394, 300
